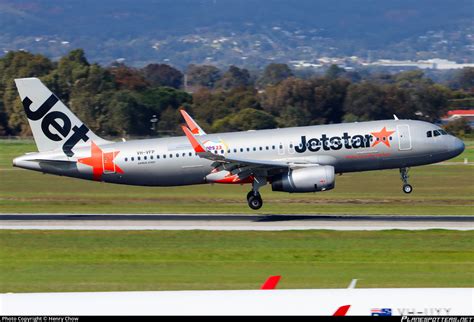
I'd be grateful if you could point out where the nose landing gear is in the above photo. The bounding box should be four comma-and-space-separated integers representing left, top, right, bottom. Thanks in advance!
400, 167, 413, 194
247, 176, 267, 210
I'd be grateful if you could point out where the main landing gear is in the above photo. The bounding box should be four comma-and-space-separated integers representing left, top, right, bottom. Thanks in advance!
399, 167, 413, 194
247, 191, 263, 210
247, 176, 267, 210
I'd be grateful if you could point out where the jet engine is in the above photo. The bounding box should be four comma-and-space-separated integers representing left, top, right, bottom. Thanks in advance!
271, 166, 335, 193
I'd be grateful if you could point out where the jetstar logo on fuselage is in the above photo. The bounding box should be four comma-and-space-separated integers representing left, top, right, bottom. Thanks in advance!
295, 127, 395, 153
78, 141, 123, 181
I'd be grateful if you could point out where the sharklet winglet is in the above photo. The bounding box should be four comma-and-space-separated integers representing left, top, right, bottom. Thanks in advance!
181, 125, 207, 153
180, 109, 206, 136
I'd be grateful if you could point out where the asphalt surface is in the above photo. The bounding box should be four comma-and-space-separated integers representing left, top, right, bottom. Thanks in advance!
0, 213, 472, 231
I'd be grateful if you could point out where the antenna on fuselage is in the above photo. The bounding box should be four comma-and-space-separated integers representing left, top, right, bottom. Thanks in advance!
393, 114, 399, 120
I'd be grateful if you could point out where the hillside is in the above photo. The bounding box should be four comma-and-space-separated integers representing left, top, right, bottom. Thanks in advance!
0, 0, 473, 67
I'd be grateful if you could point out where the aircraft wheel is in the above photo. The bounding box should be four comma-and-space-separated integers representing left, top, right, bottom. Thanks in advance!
247, 191, 260, 201
403, 184, 413, 194
248, 194, 263, 210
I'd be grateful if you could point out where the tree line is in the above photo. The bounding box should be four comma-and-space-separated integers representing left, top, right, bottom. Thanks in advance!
0, 49, 473, 138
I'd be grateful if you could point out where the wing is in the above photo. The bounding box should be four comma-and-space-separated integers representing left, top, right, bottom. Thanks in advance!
181, 125, 289, 179
180, 109, 207, 136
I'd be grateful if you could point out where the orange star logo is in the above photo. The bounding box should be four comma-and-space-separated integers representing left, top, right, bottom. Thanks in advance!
78, 141, 124, 181
371, 127, 395, 148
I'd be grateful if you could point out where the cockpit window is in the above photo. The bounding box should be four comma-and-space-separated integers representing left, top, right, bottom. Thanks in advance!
426, 131, 432, 138
439, 129, 448, 135
433, 130, 441, 137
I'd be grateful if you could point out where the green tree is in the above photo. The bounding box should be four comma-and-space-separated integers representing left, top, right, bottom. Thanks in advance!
186, 65, 221, 88
191, 87, 261, 132
449, 67, 474, 91
52, 49, 91, 100
261, 77, 349, 125
109, 64, 149, 91
142, 64, 183, 89
382, 84, 417, 119
0, 51, 54, 135
325, 64, 346, 79
261, 77, 314, 118
311, 78, 350, 124
277, 106, 311, 127
443, 118, 472, 137
411, 84, 450, 122
258, 63, 293, 87
103, 90, 149, 136
0, 100, 7, 135
212, 108, 276, 132
394, 70, 433, 89
216, 66, 251, 89
344, 82, 387, 121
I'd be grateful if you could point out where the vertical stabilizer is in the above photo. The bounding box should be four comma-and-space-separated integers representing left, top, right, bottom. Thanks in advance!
15, 78, 110, 156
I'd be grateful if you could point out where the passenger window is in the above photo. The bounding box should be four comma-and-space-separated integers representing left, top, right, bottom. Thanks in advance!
125, 157, 128, 162
131, 157, 134, 161
137, 156, 141, 161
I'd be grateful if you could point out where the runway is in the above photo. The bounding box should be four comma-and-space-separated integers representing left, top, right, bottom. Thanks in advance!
1, 213, 472, 231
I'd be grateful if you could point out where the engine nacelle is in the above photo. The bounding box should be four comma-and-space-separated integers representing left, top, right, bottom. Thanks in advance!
271, 166, 335, 193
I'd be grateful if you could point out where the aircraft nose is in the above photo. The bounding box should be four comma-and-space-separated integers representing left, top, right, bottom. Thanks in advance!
450, 137, 465, 157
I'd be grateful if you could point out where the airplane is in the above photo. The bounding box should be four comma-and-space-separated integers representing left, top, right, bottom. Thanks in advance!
13, 78, 465, 210
1, 276, 472, 315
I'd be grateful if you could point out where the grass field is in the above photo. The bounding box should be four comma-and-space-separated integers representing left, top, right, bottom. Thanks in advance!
0, 230, 472, 292
0, 141, 473, 293
0, 140, 473, 215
